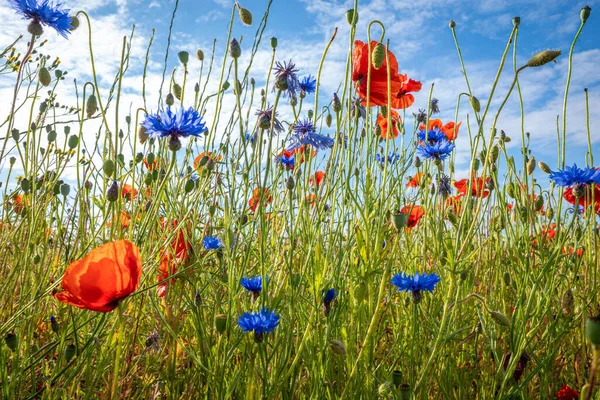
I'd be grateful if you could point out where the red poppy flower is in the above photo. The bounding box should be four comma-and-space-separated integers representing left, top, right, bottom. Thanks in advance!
194, 152, 223, 169
248, 187, 273, 212
306, 194, 317, 206
310, 171, 325, 187
556, 384, 579, 400
446, 195, 464, 214
421, 119, 461, 141
564, 185, 600, 215
143, 157, 162, 171
13, 194, 26, 213
106, 211, 131, 229
454, 176, 490, 198
352, 40, 402, 107
562, 247, 584, 257
54, 240, 142, 312
406, 172, 424, 188
507, 204, 514, 212
400, 205, 425, 228
157, 254, 176, 298
391, 74, 422, 109
122, 184, 138, 201
377, 109, 401, 139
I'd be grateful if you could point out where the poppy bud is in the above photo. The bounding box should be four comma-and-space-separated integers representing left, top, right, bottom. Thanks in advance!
512, 16, 520, 27
354, 281, 367, 303
473, 158, 480, 171
184, 179, 195, 193
526, 156, 536, 175
525, 50, 561, 68
392, 370, 403, 387
237, 5, 253, 25
28, 21, 44, 36
372, 43, 385, 69
307, 109, 314, 119
487, 179, 495, 191
138, 126, 149, 144
490, 310, 511, 327
546, 207, 554, 220
489, 146, 499, 163
195, 48, 204, 61
84, 180, 93, 190
399, 384, 412, 400
67, 134, 79, 149
346, 9, 358, 25
86, 94, 98, 119
270, 37, 278, 50
561, 289, 574, 316
64, 343, 76, 362
378, 382, 394, 399
414, 157, 422, 168
470, 95, 480, 112
103, 159, 115, 177
332, 93, 342, 113
168, 135, 182, 152
286, 176, 295, 191
215, 314, 227, 334
229, 38, 241, 59
106, 181, 119, 202
447, 210, 458, 225
39, 67, 51, 87
329, 339, 347, 356
586, 314, 600, 347
581, 6, 591, 23
173, 84, 182, 101
449, 20, 456, 28
70, 15, 80, 31
534, 196, 544, 212
325, 113, 332, 128
506, 182, 516, 198
4, 333, 18, 352
538, 161, 551, 174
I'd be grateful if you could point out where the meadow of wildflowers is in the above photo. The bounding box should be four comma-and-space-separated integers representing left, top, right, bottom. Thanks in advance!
0, 0, 599, 398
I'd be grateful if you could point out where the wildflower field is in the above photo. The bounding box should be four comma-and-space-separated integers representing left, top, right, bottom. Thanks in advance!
1, 0, 600, 398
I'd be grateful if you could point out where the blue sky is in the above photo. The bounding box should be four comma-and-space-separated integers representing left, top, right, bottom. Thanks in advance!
0, 0, 599, 182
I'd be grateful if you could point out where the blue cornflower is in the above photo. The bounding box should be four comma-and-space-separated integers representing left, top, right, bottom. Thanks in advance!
286, 119, 334, 152
417, 128, 446, 144
351, 97, 366, 120
274, 60, 300, 97
568, 205, 586, 215
190, 172, 200, 181
237, 307, 280, 342
376, 151, 400, 167
549, 164, 600, 187
255, 105, 284, 134
323, 288, 336, 304
245, 132, 257, 144
437, 174, 452, 198
298, 75, 317, 96
141, 107, 207, 139
416, 139, 455, 162
202, 236, 223, 251
391, 272, 440, 303
10, 0, 73, 38
275, 153, 295, 170
241, 276, 264, 293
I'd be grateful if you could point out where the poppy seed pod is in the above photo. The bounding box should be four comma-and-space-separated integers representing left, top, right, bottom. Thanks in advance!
586, 314, 600, 347
512, 16, 520, 27
86, 94, 98, 119
270, 37, 278, 50
237, 5, 252, 25
229, 38, 241, 59
581, 6, 591, 23
392, 370, 403, 387
399, 384, 412, 400
215, 314, 227, 334
39, 67, 51, 87
372, 43, 385, 69
222, 81, 231, 91
346, 9, 358, 25
103, 159, 115, 177
67, 134, 79, 149
178, 51, 189, 66
525, 50, 562, 68
184, 179, 195, 193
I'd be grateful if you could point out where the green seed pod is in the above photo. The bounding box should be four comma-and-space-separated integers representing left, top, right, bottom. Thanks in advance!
525, 50, 562, 68
581, 6, 591, 23
9, 156, 16, 165
184, 179, 195, 193
512, 16, 520, 27
4, 333, 18, 352
414, 157, 422, 168
34, 254, 41, 264
64, 344, 76, 362
60, 183, 70, 197
372, 43, 385, 69
378, 382, 395, 399
215, 314, 227, 334
400, 384, 412, 400
103, 159, 115, 177
173, 83, 182, 101
40, 102, 47, 113
447, 210, 458, 225
86, 94, 98, 119
144, 174, 153, 186
346, 9, 358, 25
392, 370, 403, 387
329, 339, 347, 356
39, 67, 51, 87
538, 161, 551, 174
237, 5, 253, 25
11, 129, 20, 142
229, 38, 241, 58
178, 51, 189, 65
308, 109, 314, 119
208, 204, 217, 215
490, 310, 511, 327
135, 152, 143, 164
506, 182, 516, 198
391, 212, 407, 231
561, 289, 574, 316
222, 81, 231, 91
534, 196, 544, 212
470, 95, 481, 112
67, 134, 79, 149
585, 314, 600, 346
526, 156, 536, 175
270, 37, 278, 50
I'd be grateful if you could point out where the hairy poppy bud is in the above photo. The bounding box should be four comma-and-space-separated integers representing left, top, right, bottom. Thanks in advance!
184, 179, 195, 193
470, 95, 481, 112
173, 83, 182, 101
178, 51, 189, 65
526, 156, 536, 175
237, 5, 252, 25
538, 161, 551, 173
39, 67, 51, 87
490, 310, 511, 327
229, 38, 241, 58
490, 146, 499, 163
546, 207, 554, 220
525, 50, 561, 68
473, 158, 480, 171
449, 20, 456, 28
581, 6, 591, 23
561, 289, 574, 316
378, 382, 394, 399
86, 94, 98, 119
215, 314, 227, 334
286, 176, 295, 191
28, 21, 43, 36
4, 333, 18, 352
512, 16, 520, 27
586, 314, 600, 347
325, 113, 333, 128
270, 37, 278, 50
534, 195, 544, 212
346, 9, 358, 25
166, 93, 175, 106
329, 339, 347, 356
196, 49, 204, 61
106, 181, 119, 202
372, 43, 385, 69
